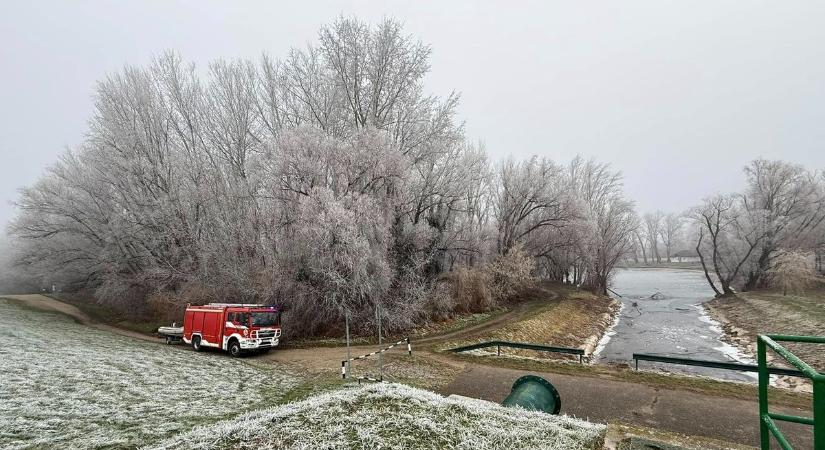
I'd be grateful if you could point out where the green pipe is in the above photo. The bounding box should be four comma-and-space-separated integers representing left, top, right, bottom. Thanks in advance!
501, 375, 561, 415
762, 415, 794, 450
815, 380, 824, 450
758, 338, 770, 450
760, 335, 822, 381
766, 334, 825, 344
767, 412, 815, 426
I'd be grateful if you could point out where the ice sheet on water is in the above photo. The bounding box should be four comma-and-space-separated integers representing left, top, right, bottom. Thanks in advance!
0, 299, 298, 449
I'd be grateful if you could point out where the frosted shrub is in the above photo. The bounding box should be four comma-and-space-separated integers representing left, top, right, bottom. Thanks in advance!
441, 267, 494, 313
486, 244, 536, 302
767, 251, 817, 296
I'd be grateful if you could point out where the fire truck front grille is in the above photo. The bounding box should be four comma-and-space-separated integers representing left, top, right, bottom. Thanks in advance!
256, 330, 277, 339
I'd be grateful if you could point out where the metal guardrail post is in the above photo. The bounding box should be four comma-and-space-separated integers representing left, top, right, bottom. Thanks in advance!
757, 337, 770, 449
815, 378, 824, 450
755, 334, 825, 449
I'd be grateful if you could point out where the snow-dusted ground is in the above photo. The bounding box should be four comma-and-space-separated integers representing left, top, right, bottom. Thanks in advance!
0, 298, 298, 449
591, 300, 624, 358
150, 382, 606, 450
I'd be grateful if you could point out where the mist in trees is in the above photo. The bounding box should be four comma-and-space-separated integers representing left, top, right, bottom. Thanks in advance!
7, 17, 638, 334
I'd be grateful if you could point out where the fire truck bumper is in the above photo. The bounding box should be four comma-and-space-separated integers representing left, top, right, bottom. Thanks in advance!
240, 338, 279, 349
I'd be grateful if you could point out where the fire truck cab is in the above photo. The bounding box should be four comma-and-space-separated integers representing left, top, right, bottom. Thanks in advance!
182, 303, 282, 357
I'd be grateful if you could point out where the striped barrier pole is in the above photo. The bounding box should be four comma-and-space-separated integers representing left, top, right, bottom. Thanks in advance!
341, 337, 412, 380
342, 338, 410, 363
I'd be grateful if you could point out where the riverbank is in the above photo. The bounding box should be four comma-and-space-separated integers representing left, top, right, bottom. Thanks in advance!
705, 287, 825, 391
436, 283, 620, 358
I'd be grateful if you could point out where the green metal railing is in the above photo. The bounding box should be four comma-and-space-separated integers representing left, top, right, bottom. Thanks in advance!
447, 340, 585, 363
757, 334, 825, 449
632, 353, 806, 377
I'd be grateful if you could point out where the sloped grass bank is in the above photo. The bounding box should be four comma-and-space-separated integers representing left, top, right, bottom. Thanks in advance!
440, 286, 619, 358
151, 383, 606, 450
705, 287, 825, 390
0, 298, 299, 449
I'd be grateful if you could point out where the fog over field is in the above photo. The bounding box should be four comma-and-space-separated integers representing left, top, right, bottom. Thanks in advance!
2, 1, 825, 228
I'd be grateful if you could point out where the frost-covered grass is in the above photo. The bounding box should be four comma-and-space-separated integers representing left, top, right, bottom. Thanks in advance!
0, 299, 298, 449
151, 383, 606, 450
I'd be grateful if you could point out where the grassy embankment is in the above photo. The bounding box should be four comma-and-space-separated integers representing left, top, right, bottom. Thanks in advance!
706, 284, 825, 375
0, 297, 300, 449
47, 292, 166, 335
436, 282, 619, 356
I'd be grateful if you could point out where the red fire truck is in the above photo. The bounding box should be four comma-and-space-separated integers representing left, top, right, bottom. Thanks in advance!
159, 303, 283, 357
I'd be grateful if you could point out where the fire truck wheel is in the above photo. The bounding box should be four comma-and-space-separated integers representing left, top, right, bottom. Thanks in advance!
228, 339, 242, 358
192, 335, 203, 352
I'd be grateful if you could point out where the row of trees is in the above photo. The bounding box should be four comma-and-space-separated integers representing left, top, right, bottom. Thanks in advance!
689, 160, 825, 296
7, 18, 638, 335
628, 211, 686, 264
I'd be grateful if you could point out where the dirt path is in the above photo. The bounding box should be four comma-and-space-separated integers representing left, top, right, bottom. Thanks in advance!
264, 290, 562, 371
1, 294, 157, 343
414, 293, 556, 345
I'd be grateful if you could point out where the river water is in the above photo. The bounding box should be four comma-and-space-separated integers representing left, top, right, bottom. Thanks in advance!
594, 268, 755, 381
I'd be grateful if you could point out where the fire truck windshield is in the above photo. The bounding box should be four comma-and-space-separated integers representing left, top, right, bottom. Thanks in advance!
250, 312, 279, 327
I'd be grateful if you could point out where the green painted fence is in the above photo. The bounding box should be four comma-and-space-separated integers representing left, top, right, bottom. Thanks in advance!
447, 340, 585, 363
757, 334, 824, 449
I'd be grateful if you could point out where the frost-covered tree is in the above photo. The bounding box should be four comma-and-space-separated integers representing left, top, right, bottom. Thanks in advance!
661, 213, 684, 263
690, 195, 768, 296
566, 157, 637, 294
741, 160, 825, 290
643, 211, 664, 264
687, 160, 825, 297
9, 17, 641, 334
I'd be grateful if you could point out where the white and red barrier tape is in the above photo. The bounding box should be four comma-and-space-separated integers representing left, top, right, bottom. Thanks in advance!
341, 337, 412, 379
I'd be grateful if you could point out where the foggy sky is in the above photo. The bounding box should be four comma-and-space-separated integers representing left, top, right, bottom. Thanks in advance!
2, 1, 824, 229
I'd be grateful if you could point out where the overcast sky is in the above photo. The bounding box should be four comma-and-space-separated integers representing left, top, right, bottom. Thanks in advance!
1, 1, 824, 228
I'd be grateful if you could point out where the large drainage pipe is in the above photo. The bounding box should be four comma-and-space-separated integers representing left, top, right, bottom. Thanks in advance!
501, 375, 562, 415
